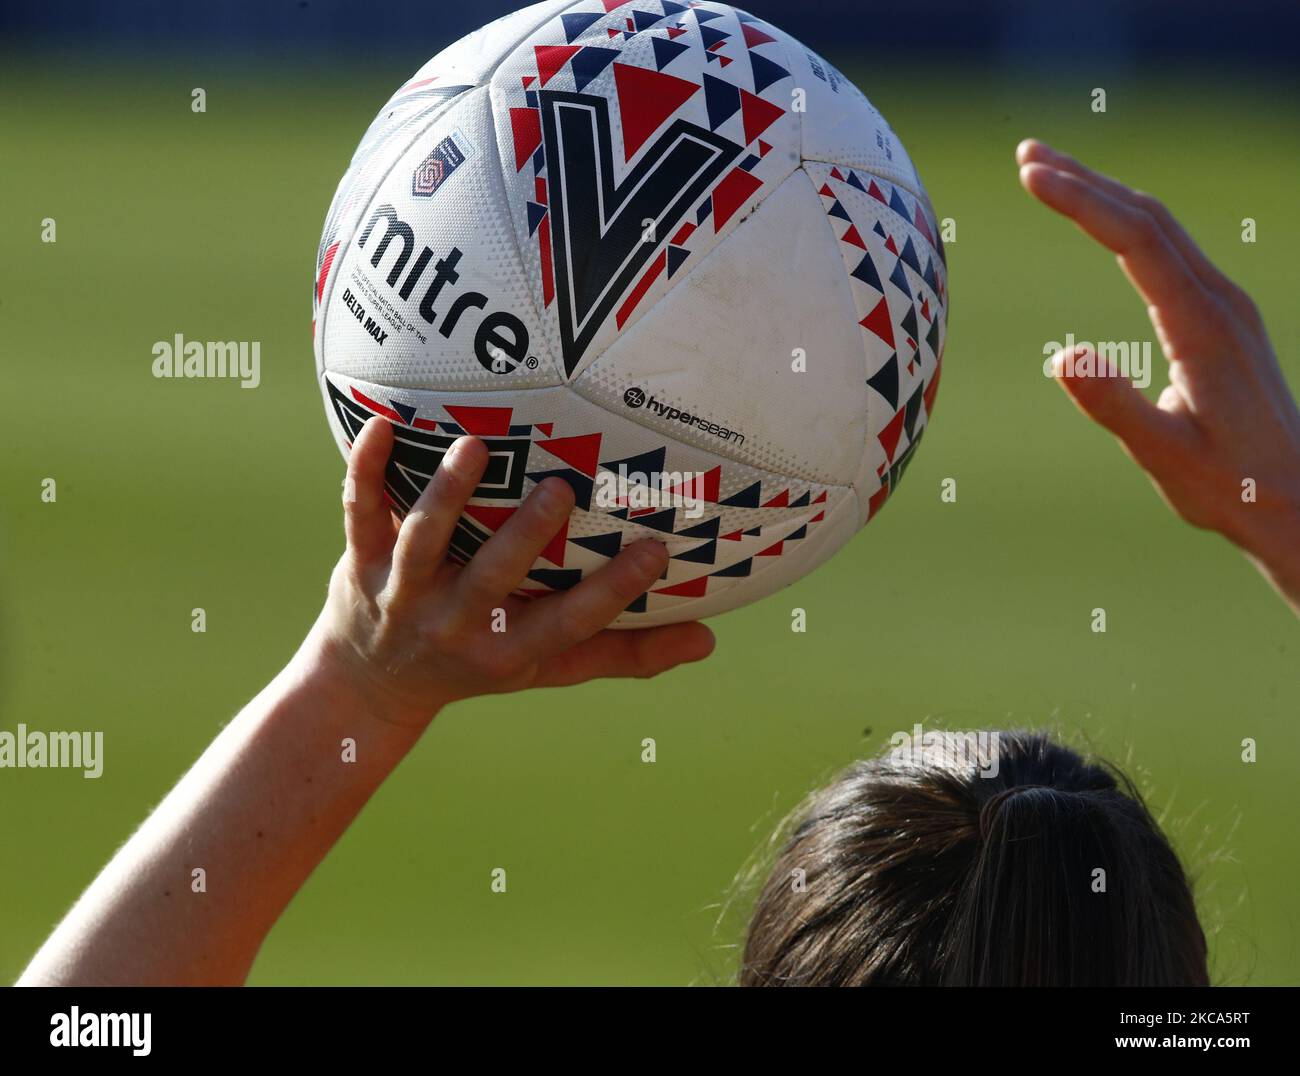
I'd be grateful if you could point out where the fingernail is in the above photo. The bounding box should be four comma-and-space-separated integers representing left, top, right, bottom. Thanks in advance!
444, 437, 483, 477
633, 543, 666, 575
535, 479, 573, 516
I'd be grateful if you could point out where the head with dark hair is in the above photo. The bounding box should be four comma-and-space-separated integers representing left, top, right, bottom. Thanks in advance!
741, 730, 1208, 986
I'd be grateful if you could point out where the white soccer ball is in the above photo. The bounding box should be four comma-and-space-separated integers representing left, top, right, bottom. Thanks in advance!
313, 0, 947, 625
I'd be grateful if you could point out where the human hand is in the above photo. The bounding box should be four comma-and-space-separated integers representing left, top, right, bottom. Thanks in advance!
1018, 139, 1300, 613
314, 416, 716, 727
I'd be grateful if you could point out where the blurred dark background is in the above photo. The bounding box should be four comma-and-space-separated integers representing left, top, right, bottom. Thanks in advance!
4, 0, 1298, 69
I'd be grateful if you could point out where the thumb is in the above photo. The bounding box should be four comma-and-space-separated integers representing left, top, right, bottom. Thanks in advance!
1050, 345, 1184, 472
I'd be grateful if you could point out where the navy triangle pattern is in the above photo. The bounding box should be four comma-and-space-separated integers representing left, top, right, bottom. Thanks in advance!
722, 481, 762, 508
889, 188, 911, 220
889, 259, 911, 298
631, 8, 663, 31
900, 304, 918, 342
900, 236, 922, 274
572, 531, 623, 558
923, 257, 940, 295
527, 568, 582, 590
560, 11, 602, 42
867, 354, 900, 409
678, 516, 720, 539
712, 558, 752, 578
851, 251, 883, 290
902, 383, 925, 441
699, 24, 729, 49
526, 201, 547, 236
652, 36, 690, 70
674, 540, 717, 564
703, 73, 741, 129
926, 316, 941, 357
749, 52, 789, 93
601, 446, 667, 478
633, 507, 678, 533
571, 47, 619, 92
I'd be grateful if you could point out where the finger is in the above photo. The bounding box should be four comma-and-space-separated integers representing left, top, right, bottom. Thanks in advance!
514, 540, 670, 657
343, 417, 398, 563
1019, 163, 1214, 352
1017, 140, 1245, 306
1051, 345, 1189, 473
390, 436, 488, 592
532, 622, 716, 688
454, 477, 575, 612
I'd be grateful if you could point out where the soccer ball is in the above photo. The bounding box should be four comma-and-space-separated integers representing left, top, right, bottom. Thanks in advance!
313, 0, 947, 626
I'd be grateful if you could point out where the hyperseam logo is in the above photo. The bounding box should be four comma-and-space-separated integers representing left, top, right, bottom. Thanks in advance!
622, 387, 745, 447
411, 129, 471, 197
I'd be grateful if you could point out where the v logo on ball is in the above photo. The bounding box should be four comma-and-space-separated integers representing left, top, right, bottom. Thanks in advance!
538, 88, 742, 378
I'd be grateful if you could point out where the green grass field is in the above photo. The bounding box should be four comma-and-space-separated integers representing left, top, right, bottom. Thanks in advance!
1, 55, 1297, 985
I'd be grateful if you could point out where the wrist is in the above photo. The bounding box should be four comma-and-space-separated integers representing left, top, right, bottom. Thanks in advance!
1232, 478, 1300, 609
294, 617, 447, 734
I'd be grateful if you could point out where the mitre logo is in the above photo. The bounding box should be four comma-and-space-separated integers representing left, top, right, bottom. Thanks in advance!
538, 88, 743, 378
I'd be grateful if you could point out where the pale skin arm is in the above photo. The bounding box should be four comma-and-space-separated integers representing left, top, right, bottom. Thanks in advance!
1018, 140, 1300, 614
17, 419, 714, 985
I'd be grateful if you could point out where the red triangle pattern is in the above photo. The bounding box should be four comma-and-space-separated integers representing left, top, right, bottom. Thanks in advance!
509, 107, 541, 172
739, 88, 783, 145
654, 575, 710, 598
535, 44, 579, 86
444, 405, 512, 436
840, 224, 866, 249
666, 465, 721, 502
537, 432, 603, 476
614, 63, 700, 161
711, 167, 763, 232
860, 297, 895, 347
877, 407, 906, 462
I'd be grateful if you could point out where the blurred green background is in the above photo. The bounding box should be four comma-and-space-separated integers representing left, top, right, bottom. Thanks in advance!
1, 37, 1298, 983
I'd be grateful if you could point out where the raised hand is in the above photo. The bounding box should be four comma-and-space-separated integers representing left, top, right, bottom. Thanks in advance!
1018, 139, 1300, 613
319, 416, 716, 726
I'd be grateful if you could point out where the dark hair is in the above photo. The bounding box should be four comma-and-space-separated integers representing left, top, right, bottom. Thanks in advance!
740, 730, 1208, 986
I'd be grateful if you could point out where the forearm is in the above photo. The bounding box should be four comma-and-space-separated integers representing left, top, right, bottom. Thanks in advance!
1246, 518, 1300, 616
17, 619, 430, 986
1232, 472, 1300, 616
